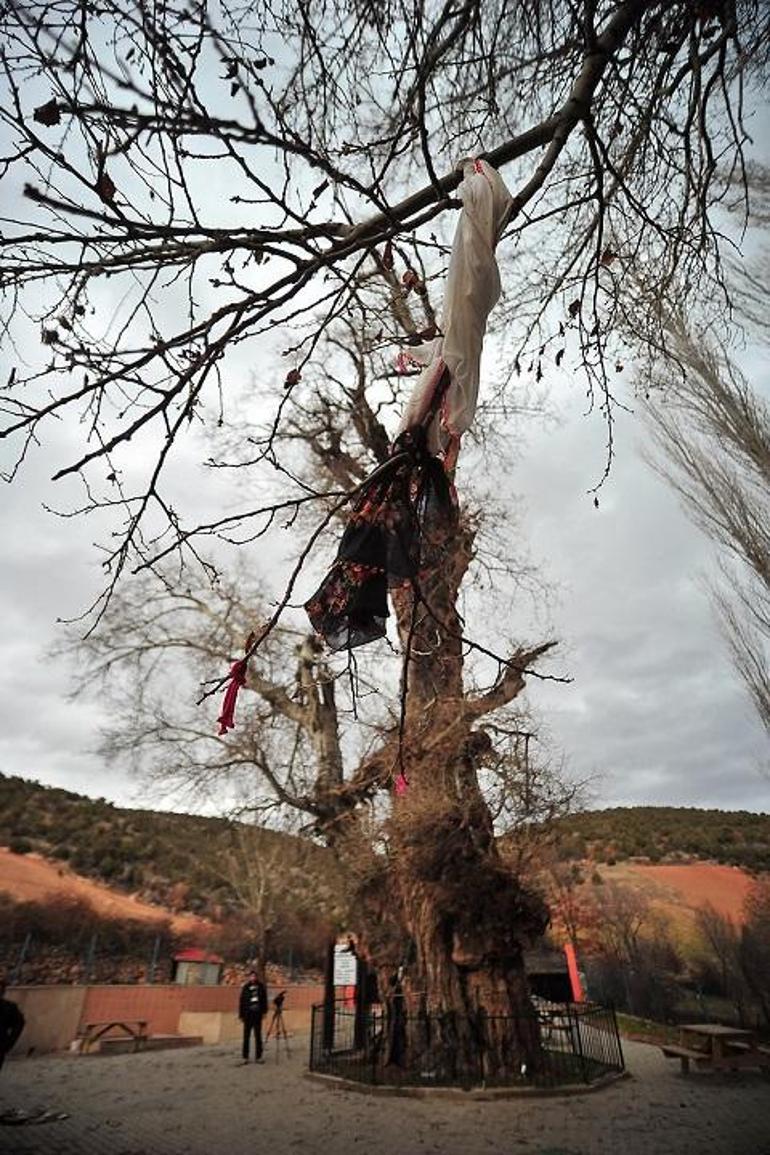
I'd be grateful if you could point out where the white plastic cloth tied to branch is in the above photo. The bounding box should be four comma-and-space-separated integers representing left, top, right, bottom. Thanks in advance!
397, 158, 513, 460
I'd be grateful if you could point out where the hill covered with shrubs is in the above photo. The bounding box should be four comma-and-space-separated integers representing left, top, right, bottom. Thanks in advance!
0, 772, 328, 913
549, 806, 770, 872
0, 773, 338, 972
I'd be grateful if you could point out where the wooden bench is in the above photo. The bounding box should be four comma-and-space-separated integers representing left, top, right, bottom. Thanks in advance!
79, 1020, 148, 1054
723, 1039, 770, 1056
662, 1041, 770, 1075
660, 1044, 711, 1074
718, 1040, 770, 1071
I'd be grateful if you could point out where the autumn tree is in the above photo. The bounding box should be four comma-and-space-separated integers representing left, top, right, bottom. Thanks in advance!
695, 902, 748, 1021
583, 880, 681, 1018
2, 0, 769, 1078
215, 823, 343, 968
740, 877, 770, 1027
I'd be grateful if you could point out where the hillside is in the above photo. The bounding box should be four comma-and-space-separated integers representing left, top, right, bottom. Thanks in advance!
0, 773, 339, 981
0, 772, 331, 918
4, 778, 769, 904
594, 861, 755, 942
550, 806, 770, 872
0, 847, 210, 937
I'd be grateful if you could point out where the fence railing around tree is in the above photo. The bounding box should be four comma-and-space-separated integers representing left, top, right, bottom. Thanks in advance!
309, 1000, 624, 1089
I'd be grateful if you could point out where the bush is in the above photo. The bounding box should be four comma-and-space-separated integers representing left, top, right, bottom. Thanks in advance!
8, 836, 32, 854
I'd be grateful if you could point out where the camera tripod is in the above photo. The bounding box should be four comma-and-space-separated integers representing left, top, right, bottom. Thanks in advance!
265, 1000, 291, 1060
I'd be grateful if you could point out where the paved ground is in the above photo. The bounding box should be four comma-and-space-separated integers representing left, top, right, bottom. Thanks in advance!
1, 1034, 769, 1155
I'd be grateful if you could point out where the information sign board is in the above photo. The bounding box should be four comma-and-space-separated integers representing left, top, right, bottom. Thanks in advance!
333, 941, 358, 986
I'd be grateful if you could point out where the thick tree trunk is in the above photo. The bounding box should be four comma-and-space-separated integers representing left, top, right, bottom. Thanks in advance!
383, 778, 548, 1078
370, 505, 550, 1079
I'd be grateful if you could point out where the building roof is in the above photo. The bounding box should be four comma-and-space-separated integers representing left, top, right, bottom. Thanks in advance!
172, 948, 224, 964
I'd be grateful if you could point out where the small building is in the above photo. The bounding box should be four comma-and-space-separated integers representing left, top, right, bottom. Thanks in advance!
524, 947, 574, 1002
172, 948, 224, 986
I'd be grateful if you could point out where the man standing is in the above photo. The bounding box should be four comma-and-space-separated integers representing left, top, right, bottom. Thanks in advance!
238, 969, 267, 1064
0, 978, 25, 1073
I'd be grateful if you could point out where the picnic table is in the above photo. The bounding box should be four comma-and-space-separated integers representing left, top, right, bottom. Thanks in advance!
661, 1023, 770, 1075
79, 1020, 148, 1055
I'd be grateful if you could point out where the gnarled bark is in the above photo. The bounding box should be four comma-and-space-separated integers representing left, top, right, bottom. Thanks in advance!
347, 504, 552, 1077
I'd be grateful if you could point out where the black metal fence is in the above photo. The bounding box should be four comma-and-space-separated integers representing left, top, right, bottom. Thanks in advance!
309, 1000, 624, 1089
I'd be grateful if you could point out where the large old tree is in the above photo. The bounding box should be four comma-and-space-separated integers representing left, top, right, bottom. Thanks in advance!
2, 1, 768, 1075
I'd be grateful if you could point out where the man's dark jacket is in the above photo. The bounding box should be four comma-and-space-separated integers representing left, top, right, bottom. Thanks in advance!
0, 997, 25, 1068
239, 979, 268, 1020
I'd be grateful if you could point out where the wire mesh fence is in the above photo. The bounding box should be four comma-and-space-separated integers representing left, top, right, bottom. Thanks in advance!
309, 999, 624, 1089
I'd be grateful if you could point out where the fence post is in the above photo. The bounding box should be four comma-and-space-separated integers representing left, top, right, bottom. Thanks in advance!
147, 934, 161, 983
10, 932, 31, 985
477, 1006, 487, 1088
354, 956, 368, 1051
571, 1004, 588, 1082
309, 1003, 317, 1072
609, 1003, 625, 1072
322, 940, 335, 1051
85, 933, 98, 984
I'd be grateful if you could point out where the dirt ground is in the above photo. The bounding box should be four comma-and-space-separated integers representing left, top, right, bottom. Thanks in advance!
1, 1033, 769, 1155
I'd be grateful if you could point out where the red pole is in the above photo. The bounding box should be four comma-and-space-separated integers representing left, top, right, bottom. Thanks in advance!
564, 942, 584, 1002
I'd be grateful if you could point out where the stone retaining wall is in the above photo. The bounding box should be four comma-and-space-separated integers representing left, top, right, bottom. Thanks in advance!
7, 982, 323, 1054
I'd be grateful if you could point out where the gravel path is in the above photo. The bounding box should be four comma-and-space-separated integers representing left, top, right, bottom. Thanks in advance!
1, 1035, 769, 1155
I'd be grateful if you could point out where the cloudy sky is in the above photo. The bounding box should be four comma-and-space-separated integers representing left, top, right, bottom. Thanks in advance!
517, 367, 770, 813
2, 334, 768, 817
1, 24, 768, 819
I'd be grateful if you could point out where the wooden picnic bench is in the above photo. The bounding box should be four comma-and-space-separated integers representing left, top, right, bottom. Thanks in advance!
660, 1044, 713, 1074
79, 1020, 148, 1054
661, 1024, 770, 1076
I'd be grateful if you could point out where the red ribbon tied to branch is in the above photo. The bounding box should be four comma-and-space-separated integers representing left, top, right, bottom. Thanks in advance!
217, 658, 249, 735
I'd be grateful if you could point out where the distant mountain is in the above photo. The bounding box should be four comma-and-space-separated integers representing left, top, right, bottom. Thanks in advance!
549, 805, 770, 873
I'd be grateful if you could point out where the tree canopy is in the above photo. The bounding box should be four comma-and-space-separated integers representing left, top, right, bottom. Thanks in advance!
2, 0, 766, 612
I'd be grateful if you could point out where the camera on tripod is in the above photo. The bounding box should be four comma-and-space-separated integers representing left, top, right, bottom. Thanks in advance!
265, 989, 291, 1057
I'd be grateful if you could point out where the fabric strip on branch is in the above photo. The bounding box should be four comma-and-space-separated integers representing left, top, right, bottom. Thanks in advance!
305, 160, 510, 653
398, 158, 513, 455
305, 419, 455, 651
217, 658, 249, 735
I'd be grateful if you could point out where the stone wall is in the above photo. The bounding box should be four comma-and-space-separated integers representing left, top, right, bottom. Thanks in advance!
6, 982, 324, 1054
